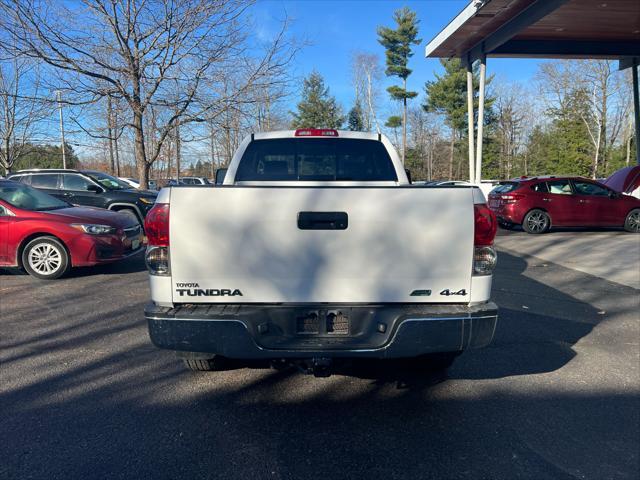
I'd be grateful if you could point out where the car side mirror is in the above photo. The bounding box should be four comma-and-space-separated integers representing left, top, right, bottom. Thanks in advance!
86, 184, 102, 193
405, 168, 412, 184
608, 190, 618, 199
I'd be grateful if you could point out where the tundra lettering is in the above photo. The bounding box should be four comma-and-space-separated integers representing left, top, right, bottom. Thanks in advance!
176, 288, 243, 297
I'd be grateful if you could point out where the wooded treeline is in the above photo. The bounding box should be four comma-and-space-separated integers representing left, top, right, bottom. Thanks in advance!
0, 3, 636, 183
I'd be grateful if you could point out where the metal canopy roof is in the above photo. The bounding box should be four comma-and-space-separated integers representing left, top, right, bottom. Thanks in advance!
425, 0, 640, 62
424, 0, 640, 177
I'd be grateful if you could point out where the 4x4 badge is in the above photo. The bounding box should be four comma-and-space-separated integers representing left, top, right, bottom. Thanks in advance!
440, 289, 467, 296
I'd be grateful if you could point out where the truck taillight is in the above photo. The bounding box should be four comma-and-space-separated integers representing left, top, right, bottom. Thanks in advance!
146, 246, 170, 276
294, 129, 339, 137
144, 203, 170, 276
473, 204, 498, 276
474, 204, 497, 247
145, 203, 169, 247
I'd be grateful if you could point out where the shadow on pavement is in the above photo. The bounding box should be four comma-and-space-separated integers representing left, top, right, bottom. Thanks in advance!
0, 251, 638, 479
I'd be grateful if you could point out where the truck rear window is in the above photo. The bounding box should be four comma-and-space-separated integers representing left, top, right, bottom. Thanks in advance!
235, 138, 398, 181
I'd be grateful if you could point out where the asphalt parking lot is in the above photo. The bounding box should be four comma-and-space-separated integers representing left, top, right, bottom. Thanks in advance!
1, 229, 639, 480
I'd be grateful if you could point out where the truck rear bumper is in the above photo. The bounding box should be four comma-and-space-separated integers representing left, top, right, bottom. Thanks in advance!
145, 302, 498, 359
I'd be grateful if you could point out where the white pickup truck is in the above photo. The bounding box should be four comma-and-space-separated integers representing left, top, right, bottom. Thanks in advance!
144, 129, 498, 376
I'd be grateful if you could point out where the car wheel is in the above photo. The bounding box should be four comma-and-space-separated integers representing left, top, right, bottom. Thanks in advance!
21, 236, 70, 280
624, 209, 640, 233
522, 209, 550, 234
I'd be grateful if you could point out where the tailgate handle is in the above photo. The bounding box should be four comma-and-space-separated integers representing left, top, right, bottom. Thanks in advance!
297, 212, 348, 230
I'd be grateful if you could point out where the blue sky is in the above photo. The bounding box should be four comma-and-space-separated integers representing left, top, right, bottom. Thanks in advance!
252, 0, 543, 113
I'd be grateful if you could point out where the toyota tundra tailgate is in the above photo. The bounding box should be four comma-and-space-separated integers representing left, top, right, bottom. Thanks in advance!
168, 186, 475, 304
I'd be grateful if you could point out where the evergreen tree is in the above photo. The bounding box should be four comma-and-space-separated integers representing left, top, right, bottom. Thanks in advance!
423, 58, 493, 179
385, 115, 402, 147
194, 160, 204, 176
347, 102, 365, 131
14, 143, 79, 171
525, 89, 593, 177
377, 7, 421, 164
291, 71, 344, 129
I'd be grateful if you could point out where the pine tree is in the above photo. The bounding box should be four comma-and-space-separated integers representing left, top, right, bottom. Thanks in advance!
385, 115, 402, 147
525, 88, 592, 177
14, 143, 80, 171
291, 71, 344, 129
347, 102, 365, 131
423, 58, 493, 179
377, 7, 421, 164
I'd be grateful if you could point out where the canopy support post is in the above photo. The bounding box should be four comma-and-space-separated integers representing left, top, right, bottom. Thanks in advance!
466, 57, 476, 183
633, 64, 640, 165
475, 54, 487, 184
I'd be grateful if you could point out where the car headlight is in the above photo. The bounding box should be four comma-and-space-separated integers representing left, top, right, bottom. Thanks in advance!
71, 224, 117, 235
139, 197, 155, 205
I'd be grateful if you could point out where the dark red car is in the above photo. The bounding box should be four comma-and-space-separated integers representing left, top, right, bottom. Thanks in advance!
0, 180, 143, 279
488, 176, 640, 234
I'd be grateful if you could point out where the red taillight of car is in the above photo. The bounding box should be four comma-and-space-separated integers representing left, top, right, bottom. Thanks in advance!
501, 193, 525, 204
294, 129, 339, 137
145, 203, 169, 247
474, 204, 497, 247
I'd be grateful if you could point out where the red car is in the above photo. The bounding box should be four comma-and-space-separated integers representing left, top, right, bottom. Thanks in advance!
0, 180, 143, 279
488, 176, 640, 234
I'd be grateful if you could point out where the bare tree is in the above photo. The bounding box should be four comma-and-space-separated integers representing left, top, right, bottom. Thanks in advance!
0, 56, 50, 175
1, 0, 296, 187
623, 107, 635, 166
538, 60, 630, 178
351, 52, 383, 132
407, 106, 440, 180
494, 82, 528, 179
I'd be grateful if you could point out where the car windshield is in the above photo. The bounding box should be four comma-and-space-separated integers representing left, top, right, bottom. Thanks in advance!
0, 182, 69, 211
86, 171, 131, 190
